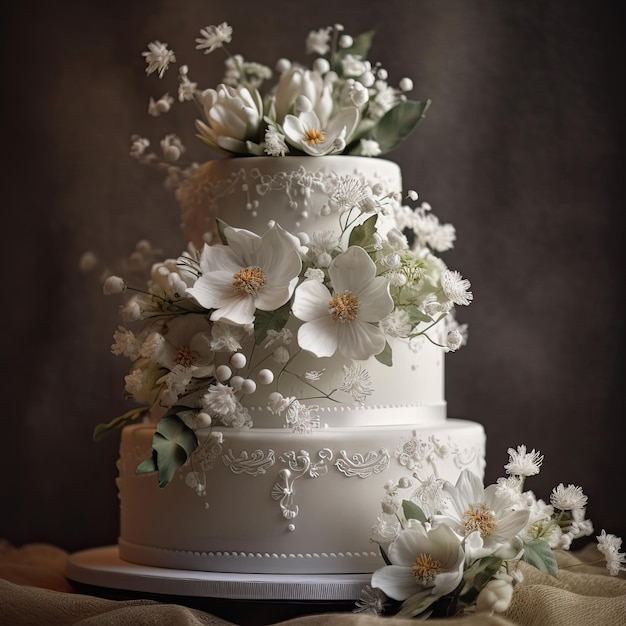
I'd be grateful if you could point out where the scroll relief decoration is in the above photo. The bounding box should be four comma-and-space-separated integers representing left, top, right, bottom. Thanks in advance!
184, 443, 392, 527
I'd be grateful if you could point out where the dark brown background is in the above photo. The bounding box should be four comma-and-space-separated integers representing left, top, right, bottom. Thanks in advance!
2, 0, 624, 553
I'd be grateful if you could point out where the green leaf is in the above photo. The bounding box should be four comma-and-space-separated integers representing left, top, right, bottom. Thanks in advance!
151, 414, 198, 488
348, 214, 378, 248
136, 456, 157, 474
373, 99, 432, 155
402, 500, 427, 523
93, 406, 149, 441
461, 556, 503, 596
216, 218, 230, 245
374, 341, 393, 367
521, 539, 558, 576
254, 301, 292, 345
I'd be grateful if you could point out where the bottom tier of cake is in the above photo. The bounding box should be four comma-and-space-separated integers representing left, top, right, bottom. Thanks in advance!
118, 419, 486, 574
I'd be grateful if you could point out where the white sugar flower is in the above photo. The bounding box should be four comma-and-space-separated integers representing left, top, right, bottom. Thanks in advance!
264, 127, 289, 157
196, 84, 264, 155
381, 309, 413, 338
550, 483, 588, 511
354, 585, 386, 616
441, 269, 473, 306
186, 224, 302, 326
178, 73, 197, 102
210, 321, 244, 352
195, 23, 233, 54
434, 469, 530, 552
371, 523, 465, 618
267, 392, 295, 415
306, 27, 332, 55
476, 577, 514, 614
505, 445, 544, 477
283, 107, 359, 156
596, 530, 626, 576
446, 329, 463, 352
152, 316, 215, 378
292, 246, 393, 360
202, 382, 238, 416
111, 326, 140, 359
142, 41, 175, 78
274, 67, 332, 125
360, 138, 381, 157
103, 276, 126, 295
303, 267, 325, 282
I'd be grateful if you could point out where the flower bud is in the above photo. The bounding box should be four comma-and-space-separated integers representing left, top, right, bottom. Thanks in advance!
476, 578, 514, 614
103, 276, 126, 295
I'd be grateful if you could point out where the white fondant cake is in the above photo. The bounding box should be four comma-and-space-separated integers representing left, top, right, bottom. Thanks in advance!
99, 23, 486, 578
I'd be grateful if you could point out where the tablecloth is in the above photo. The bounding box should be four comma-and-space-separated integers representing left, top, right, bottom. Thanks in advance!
1, 539, 625, 625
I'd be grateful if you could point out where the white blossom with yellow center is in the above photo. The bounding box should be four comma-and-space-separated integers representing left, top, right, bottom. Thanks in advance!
186, 223, 302, 326
282, 107, 359, 156
371, 522, 465, 617
435, 469, 530, 553
292, 246, 393, 360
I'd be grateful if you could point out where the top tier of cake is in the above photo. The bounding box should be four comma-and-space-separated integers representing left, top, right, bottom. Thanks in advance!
178, 156, 403, 249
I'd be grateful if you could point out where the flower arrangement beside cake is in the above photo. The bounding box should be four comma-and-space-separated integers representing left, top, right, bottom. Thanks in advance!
94, 22, 488, 580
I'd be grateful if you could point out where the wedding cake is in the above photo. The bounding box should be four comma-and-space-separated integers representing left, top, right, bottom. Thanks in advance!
97, 23, 486, 576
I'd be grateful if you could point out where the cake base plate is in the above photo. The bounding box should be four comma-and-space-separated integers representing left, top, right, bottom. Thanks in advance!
66, 546, 372, 601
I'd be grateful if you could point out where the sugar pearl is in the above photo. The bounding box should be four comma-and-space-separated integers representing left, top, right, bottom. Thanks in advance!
241, 379, 257, 394
230, 352, 247, 369
230, 375, 244, 391
257, 369, 274, 385
196, 412, 212, 428
216, 365, 232, 382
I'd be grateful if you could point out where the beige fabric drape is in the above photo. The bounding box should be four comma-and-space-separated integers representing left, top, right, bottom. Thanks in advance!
1, 541, 625, 626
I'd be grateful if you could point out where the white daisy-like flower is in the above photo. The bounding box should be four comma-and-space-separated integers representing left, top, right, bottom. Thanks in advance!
354, 585, 386, 616
142, 41, 176, 78
504, 445, 544, 477
195, 23, 233, 55
371, 523, 465, 617
305, 27, 332, 55
434, 469, 530, 551
202, 382, 238, 416
550, 483, 588, 511
186, 224, 302, 326
111, 326, 140, 359
264, 127, 289, 157
329, 177, 371, 213
441, 269, 473, 306
596, 530, 626, 576
282, 107, 359, 156
152, 316, 215, 378
292, 246, 394, 360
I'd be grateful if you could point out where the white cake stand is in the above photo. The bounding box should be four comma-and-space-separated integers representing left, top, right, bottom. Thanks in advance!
66, 545, 372, 601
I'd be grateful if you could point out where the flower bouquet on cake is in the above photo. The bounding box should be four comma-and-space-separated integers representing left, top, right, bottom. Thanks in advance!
354, 445, 625, 619
91, 24, 473, 488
